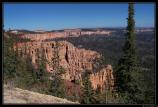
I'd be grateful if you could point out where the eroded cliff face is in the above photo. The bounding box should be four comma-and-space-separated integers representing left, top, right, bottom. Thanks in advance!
21, 32, 65, 41
14, 41, 114, 91
90, 65, 114, 91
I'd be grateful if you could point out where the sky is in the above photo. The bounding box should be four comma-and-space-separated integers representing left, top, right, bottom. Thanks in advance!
3, 3, 155, 31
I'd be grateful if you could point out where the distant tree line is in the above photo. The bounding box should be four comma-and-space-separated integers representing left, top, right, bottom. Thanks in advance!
3, 3, 155, 104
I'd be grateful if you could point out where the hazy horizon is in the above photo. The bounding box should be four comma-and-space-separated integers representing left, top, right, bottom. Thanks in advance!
5, 26, 154, 31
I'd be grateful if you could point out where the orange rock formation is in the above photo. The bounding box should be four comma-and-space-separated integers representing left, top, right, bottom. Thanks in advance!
14, 41, 114, 91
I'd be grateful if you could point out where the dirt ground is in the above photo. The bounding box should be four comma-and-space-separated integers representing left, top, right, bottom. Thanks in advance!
3, 85, 79, 104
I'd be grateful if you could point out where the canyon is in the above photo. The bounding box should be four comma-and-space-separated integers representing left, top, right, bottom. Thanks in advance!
17, 29, 113, 41
14, 40, 114, 92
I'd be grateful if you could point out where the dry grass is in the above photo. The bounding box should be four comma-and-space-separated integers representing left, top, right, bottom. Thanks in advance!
3, 85, 79, 104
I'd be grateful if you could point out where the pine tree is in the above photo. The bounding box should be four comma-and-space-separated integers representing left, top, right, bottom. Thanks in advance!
49, 41, 66, 98
3, 32, 18, 80
36, 48, 47, 81
115, 3, 144, 103
81, 70, 95, 104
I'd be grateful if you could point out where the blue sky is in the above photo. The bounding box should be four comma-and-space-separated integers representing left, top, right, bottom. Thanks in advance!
3, 3, 155, 31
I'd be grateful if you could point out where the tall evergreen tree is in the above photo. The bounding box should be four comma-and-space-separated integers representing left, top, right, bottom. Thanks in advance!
49, 41, 66, 98
115, 3, 144, 103
36, 48, 47, 81
81, 70, 95, 104
3, 33, 18, 80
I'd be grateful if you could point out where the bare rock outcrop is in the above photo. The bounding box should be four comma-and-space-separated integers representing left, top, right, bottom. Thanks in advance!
90, 65, 114, 91
20, 32, 65, 41
14, 41, 114, 91
19, 29, 113, 41
3, 84, 79, 104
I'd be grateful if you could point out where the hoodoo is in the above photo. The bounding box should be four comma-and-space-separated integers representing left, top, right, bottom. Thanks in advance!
14, 41, 114, 91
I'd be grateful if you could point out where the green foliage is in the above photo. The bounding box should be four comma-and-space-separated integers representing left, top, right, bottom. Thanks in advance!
35, 48, 48, 81
48, 41, 67, 98
3, 33, 17, 80
3, 26, 155, 104
3, 34, 68, 101
80, 70, 95, 104
115, 3, 155, 104
3, 32, 51, 94
11, 55, 36, 88
49, 78, 66, 98
90, 89, 125, 104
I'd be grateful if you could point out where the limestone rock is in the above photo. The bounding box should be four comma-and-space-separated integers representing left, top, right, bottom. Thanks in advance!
14, 41, 114, 91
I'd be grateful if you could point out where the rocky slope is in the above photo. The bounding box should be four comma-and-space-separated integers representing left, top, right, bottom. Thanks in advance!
14, 40, 114, 91
3, 85, 79, 104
